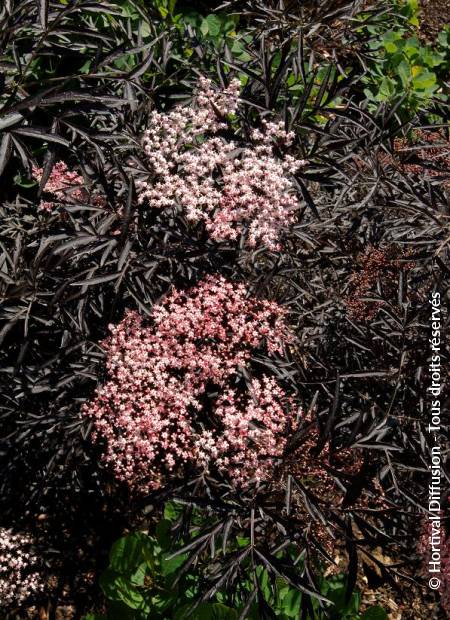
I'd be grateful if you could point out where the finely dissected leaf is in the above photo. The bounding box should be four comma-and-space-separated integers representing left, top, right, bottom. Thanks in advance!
12, 127, 70, 147
38, 0, 49, 29
0, 113, 24, 130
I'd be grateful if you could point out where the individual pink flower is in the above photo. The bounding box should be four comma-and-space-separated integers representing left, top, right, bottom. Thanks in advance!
83, 275, 298, 491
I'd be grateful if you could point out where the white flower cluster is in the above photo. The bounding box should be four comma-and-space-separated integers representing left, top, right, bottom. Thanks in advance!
0, 528, 43, 608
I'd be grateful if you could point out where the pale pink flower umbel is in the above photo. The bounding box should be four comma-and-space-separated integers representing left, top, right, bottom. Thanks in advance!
0, 528, 43, 609
137, 77, 306, 249
83, 275, 298, 491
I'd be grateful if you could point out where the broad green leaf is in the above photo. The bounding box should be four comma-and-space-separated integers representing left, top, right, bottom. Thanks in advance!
382, 30, 401, 54
389, 51, 405, 70
280, 587, 301, 617
384, 41, 398, 54
378, 76, 395, 99
140, 21, 151, 38
150, 591, 178, 612
129, 562, 147, 586
200, 18, 209, 36
382, 30, 401, 41
437, 28, 450, 48
120, 1, 138, 18
205, 14, 223, 37
412, 70, 437, 90
257, 567, 271, 602
160, 551, 188, 577
164, 501, 183, 522
403, 37, 420, 60
230, 39, 251, 62
404, 0, 420, 25
100, 569, 146, 610
107, 600, 143, 620
397, 60, 411, 87
363, 88, 377, 101
236, 536, 250, 548
109, 532, 155, 574
155, 519, 172, 550
183, 10, 202, 28
361, 606, 389, 620
192, 602, 239, 619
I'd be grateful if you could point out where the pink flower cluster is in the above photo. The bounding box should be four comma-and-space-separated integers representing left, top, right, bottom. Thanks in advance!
33, 161, 86, 211
137, 77, 306, 249
83, 275, 298, 490
0, 528, 43, 608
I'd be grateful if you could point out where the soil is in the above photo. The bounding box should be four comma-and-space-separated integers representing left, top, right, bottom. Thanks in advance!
419, 0, 450, 42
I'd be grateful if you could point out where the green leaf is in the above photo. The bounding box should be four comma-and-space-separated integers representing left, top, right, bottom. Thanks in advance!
164, 501, 183, 522
129, 562, 147, 586
155, 519, 172, 551
258, 567, 271, 602
384, 41, 398, 54
200, 18, 209, 36
363, 87, 377, 101
224, 15, 239, 31
174, 603, 238, 620
205, 14, 223, 37
183, 10, 202, 28
120, 1, 138, 18
279, 587, 301, 617
397, 60, 411, 87
150, 590, 179, 613
229, 39, 251, 61
100, 568, 146, 610
437, 28, 450, 48
412, 70, 437, 90
192, 602, 239, 620
14, 174, 37, 188
107, 600, 143, 620
109, 532, 155, 574
405, 0, 420, 26
377, 76, 396, 99
84, 615, 106, 620
361, 606, 389, 620
160, 551, 188, 577
403, 43, 420, 63
236, 536, 250, 548
382, 30, 402, 54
